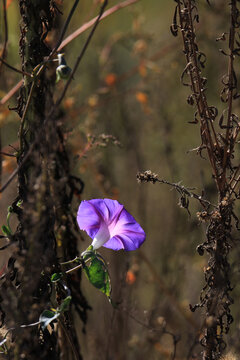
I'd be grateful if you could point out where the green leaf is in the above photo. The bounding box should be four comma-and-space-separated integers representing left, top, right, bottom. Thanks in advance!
1, 225, 11, 236
39, 310, 60, 331
58, 296, 72, 313
84, 254, 111, 298
51, 272, 63, 283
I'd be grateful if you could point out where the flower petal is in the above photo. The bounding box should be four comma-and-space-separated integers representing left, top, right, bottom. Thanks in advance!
102, 235, 125, 251
103, 231, 145, 251
105, 208, 145, 250
89, 199, 110, 220
77, 200, 102, 238
110, 208, 145, 239
103, 199, 124, 223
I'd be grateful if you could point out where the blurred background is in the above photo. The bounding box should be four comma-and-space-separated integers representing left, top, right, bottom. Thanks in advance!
1, 0, 240, 358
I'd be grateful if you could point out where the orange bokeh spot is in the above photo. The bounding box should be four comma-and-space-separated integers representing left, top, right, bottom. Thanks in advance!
64, 97, 75, 109
126, 270, 136, 285
105, 73, 117, 87
136, 91, 148, 105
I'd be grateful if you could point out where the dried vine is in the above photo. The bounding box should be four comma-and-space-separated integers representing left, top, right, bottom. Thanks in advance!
0, 1, 91, 359
169, 1, 240, 358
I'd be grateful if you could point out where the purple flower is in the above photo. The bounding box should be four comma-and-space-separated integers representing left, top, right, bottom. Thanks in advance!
77, 199, 146, 251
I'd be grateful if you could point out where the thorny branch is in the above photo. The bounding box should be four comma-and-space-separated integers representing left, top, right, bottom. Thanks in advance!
137, 170, 215, 210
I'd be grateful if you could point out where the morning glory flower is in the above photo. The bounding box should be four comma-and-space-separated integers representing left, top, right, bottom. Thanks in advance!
77, 199, 146, 251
